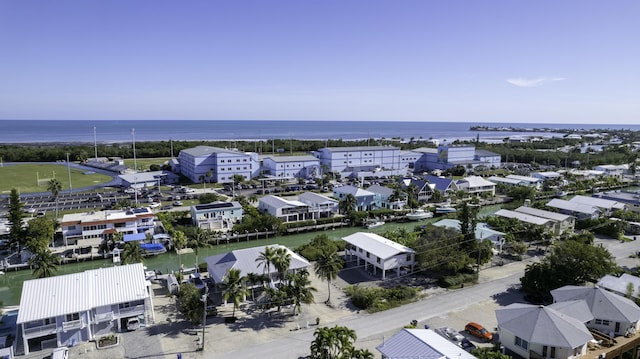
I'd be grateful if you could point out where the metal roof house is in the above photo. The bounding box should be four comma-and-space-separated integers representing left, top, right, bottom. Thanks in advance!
514, 206, 575, 237
376, 328, 476, 359
204, 244, 310, 285
545, 199, 600, 221
257, 195, 311, 222
190, 201, 243, 231
297, 192, 339, 219
342, 232, 415, 280
16, 263, 153, 355
569, 195, 625, 216
118, 170, 179, 189
456, 176, 496, 196
433, 218, 506, 250
597, 274, 640, 300
594, 191, 640, 214
366, 184, 406, 210
332, 185, 375, 212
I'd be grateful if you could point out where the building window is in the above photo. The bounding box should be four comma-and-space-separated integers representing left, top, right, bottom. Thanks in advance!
66, 313, 80, 322
595, 319, 611, 326
406, 254, 412, 261
550, 346, 555, 358
515, 336, 528, 350
366, 252, 370, 258
376, 258, 380, 263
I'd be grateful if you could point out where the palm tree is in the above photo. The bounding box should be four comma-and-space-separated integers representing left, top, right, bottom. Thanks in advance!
287, 269, 316, 316
29, 249, 60, 278
272, 247, 291, 281
172, 230, 187, 271
47, 178, 62, 217
188, 228, 210, 267
245, 272, 260, 301
255, 246, 277, 282
310, 325, 358, 359
221, 268, 247, 319
199, 175, 206, 189
313, 249, 344, 304
338, 193, 357, 222
122, 241, 143, 264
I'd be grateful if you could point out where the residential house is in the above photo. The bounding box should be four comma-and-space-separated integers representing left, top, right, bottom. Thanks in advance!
367, 184, 405, 210
514, 206, 575, 237
332, 185, 375, 211
204, 244, 310, 287
261, 155, 321, 180
594, 191, 640, 214
532, 171, 564, 182
190, 201, 243, 231
178, 145, 259, 184
432, 218, 506, 251
297, 192, 339, 219
376, 328, 476, 359
343, 232, 415, 280
60, 208, 156, 247
551, 286, 640, 337
456, 176, 496, 196
488, 175, 530, 189
494, 209, 555, 234
594, 164, 629, 178
496, 302, 593, 359
257, 195, 311, 222
314, 146, 406, 179
424, 175, 458, 198
398, 178, 433, 202
597, 274, 640, 301
545, 199, 601, 221
569, 195, 625, 216
16, 263, 153, 355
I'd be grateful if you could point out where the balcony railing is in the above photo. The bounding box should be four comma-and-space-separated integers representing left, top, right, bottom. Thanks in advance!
62, 319, 83, 331
119, 305, 145, 316
24, 323, 57, 337
94, 311, 114, 323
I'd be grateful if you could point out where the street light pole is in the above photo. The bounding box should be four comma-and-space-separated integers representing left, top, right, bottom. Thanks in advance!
201, 286, 209, 351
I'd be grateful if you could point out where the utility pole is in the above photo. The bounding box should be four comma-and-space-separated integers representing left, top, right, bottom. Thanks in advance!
201, 286, 209, 351
66, 153, 72, 191
132, 128, 138, 205
93, 126, 98, 161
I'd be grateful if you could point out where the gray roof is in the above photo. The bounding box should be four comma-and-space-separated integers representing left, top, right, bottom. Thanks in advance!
204, 245, 310, 283
366, 184, 394, 196
376, 329, 476, 359
18, 263, 148, 324
333, 185, 374, 197
342, 232, 415, 260
551, 286, 640, 323
546, 198, 599, 215
570, 195, 625, 210
119, 170, 179, 184
548, 300, 594, 323
259, 195, 307, 209
597, 274, 640, 298
297, 191, 338, 205
496, 303, 593, 348
181, 145, 247, 157
495, 209, 551, 226
515, 206, 572, 222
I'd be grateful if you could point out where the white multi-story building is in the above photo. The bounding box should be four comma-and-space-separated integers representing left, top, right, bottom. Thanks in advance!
343, 232, 415, 280
314, 146, 406, 179
60, 208, 155, 247
178, 146, 259, 184
257, 195, 312, 222
16, 263, 154, 355
297, 192, 339, 219
261, 155, 321, 179
190, 201, 243, 231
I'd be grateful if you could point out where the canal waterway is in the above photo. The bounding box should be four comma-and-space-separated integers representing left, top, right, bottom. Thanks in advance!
1, 212, 478, 306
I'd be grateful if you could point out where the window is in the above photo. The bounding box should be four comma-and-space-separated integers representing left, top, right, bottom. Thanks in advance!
595, 319, 611, 326
515, 336, 528, 350
406, 254, 412, 261
550, 346, 555, 358
366, 252, 370, 258
376, 258, 380, 263
66, 313, 80, 322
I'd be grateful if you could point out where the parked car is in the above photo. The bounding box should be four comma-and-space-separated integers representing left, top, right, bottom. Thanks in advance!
149, 202, 161, 209
173, 201, 183, 206
52, 347, 69, 359
161, 205, 173, 210
465, 322, 493, 342
126, 317, 141, 331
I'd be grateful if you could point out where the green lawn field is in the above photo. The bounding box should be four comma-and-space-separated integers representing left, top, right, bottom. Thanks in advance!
123, 157, 172, 171
0, 163, 113, 194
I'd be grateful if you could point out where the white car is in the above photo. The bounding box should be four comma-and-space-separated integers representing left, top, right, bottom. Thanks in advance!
149, 202, 161, 209
23, 207, 36, 214
52, 347, 69, 359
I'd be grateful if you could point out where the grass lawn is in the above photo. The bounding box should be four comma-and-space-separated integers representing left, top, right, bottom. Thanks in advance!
123, 157, 172, 171
0, 163, 113, 194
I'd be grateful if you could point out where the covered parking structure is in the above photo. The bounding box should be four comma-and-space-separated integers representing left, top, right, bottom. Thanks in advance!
342, 232, 415, 280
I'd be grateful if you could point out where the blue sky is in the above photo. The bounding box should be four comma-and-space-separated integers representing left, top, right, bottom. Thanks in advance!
0, 1, 638, 124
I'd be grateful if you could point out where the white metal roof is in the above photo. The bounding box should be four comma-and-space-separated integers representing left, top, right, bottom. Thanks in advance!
488, 176, 524, 185
457, 176, 495, 188
297, 192, 338, 205
506, 174, 541, 183
546, 199, 599, 215
597, 274, 640, 298
495, 209, 551, 226
17, 263, 148, 324
342, 232, 415, 260
376, 328, 476, 359
259, 195, 307, 209
515, 206, 572, 222
570, 195, 625, 210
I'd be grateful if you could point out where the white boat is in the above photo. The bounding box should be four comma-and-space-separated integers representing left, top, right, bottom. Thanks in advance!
406, 209, 433, 221
364, 221, 385, 229
435, 206, 457, 214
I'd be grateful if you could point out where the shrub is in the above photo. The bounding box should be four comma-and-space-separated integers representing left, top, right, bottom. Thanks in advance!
345, 285, 420, 312
439, 272, 478, 288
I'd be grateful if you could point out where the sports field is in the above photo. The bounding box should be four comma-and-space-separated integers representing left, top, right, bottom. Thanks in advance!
123, 157, 171, 171
0, 163, 113, 194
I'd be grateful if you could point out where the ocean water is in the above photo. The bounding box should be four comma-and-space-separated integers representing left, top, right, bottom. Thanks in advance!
0, 120, 637, 144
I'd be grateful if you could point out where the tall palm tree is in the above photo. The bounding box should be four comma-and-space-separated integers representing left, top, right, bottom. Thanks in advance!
338, 194, 357, 221
221, 268, 247, 319
188, 228, 210, 267
313, 249, 344, 304
255, 246, 277, 282
172, 230, 187, 271
287, 269, 316, 316
272, 247, 291, 281
47, 178, 62, 218
245, 272, 260, 301
122, 241, 144, 264
29, 249, 60, 278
